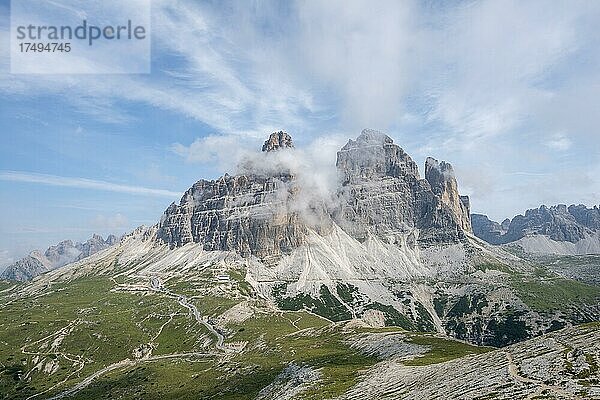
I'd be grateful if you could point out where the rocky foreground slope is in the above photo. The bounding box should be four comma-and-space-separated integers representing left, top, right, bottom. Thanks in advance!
341, 323, 600, 400
472, 205, 600, 255
1, 234, 118, 281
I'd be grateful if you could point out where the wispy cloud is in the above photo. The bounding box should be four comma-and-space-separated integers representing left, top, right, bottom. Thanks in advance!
0, 171, 181, 198
546, 133, 572, 151
0, 250, 14, 269
91, 213, 128, 230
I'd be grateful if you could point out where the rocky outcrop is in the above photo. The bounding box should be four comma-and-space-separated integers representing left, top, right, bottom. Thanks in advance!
78, 234, 118, 261
425, 157, 472, 233
1, 234, 118, 281
0, 251, 51, 281
336, 129, 420, 184
471, 214, 506, 245
568, 204, 600, 230
45, 240, 83, 268
157, 129, 473, 263
335, 129, 471, 245
262, 131, 294, 152
156, 174, 308, 263
157, 131, 314, 264
472, 204, 600, 254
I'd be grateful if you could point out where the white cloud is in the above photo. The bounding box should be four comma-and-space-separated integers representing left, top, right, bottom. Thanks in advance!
0, 250, 14, 270
546, 133, 572, 151
171, 134, 259, 172
0, 171, 181, 198
293, 0, 418, 129
91, 213, 128, 230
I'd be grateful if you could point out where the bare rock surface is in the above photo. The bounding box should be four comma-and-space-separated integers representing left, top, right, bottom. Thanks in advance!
340, 324, 600, 400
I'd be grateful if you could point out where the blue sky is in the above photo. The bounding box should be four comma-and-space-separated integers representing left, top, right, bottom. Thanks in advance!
1, 0, 599, 267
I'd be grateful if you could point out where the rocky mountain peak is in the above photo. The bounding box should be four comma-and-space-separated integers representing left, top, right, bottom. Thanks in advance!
262, 131, 294, 152
472, 203, 600, 249
425, 157, 471, 233
157, 129, 474, 261
425, 157, 454, 180
355, 128, 394, 145
337, 129, 420, 184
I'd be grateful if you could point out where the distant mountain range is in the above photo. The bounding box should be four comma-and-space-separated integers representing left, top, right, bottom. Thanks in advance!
472, 204, 600, 255
1, 234, 118, 281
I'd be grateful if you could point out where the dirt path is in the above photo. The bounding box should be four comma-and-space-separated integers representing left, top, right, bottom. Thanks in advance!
147, 277, 229, 352
504, 351, 581, 400
38, 276, 229, 399
46, 351, 213, 400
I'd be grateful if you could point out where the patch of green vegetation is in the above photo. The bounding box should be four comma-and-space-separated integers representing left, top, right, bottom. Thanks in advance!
0, 280, 19, 292
447, 293, 488, 318
413, 301, 435, 332
433, 295, 448, 317
229, 269, 254, 297
485, 312, 529, 347
511, 275, 600, 311
403, 334, 491, 366
364, 302, 415, 330
0, 276, 211, 399
474, 262, 512, 273
336, 283, 360, 305
70, 360, 218, 400
274, 284, 353, 322
75, 311, 376, 400
153, 314, 211, 356
193, 295, 240, 317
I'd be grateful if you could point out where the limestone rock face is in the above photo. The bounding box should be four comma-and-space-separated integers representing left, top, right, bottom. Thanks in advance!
568, 204, 600, 230
335, 129, 470, 244
0, 251, 51, 281
78, 234, 118, 261
336, 129, 420, 184
156, 173, 308, 263
156, 128, 473, 263
425, 157, 472, 233
262, 131, 294, 152
512, 205, 587, 242
471, 214, 506, 245
44, 240, 82, 268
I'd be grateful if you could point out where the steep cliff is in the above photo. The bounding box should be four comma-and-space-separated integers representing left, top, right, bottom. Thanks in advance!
335, 129, 470, 245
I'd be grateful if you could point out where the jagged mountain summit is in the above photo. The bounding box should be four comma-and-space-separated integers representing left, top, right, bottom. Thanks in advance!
1, 234, 118, 281
335, 129, 471, 245
472, 204, 600, 255
157, 129, 472, 263
261, 130, 294, 152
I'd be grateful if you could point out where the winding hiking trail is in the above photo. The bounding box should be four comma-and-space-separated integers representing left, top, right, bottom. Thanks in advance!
504, 351, 581, 400
148, 277, 228, 352
44, 276, 229, 399
46, 352, 213, 400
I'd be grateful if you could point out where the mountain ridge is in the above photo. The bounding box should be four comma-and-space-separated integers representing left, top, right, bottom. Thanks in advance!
472, 204, 600, 255
1, 234, 118, 281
